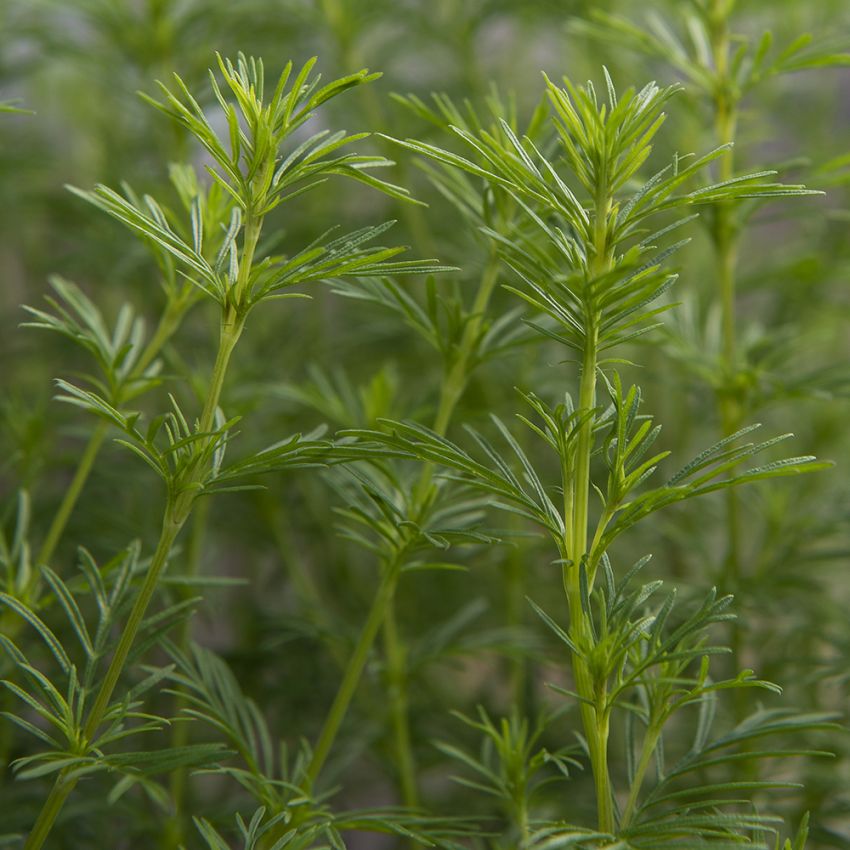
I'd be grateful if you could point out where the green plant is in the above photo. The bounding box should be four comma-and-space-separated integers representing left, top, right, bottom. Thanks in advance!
344, 69, 835, 844
1, 2, 847, 847
2, 53, 445, 848
569, 0, 850, 710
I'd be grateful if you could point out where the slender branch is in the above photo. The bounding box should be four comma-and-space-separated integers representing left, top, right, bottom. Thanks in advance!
24, 510, 183, 850
620, 723, 661, 828
709, 0, 747, 712
382, 601, 419, 809
36, 421, 108, 569
85, 515, 184, 739
302, 254, 501, 816
21, 770, 77, 850
163, 496, 211, 849
565, 177, 614, 834
379, 253, 501, 809
259, 488, 348, 667
25, 240, 249, 850
306, 560, 401, 785
517, 789, 530, 848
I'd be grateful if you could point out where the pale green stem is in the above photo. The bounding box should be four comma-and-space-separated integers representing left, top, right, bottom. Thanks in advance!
517, 794, 530, 848
438, 255, 501, 428
25, 263, 248, 850
306, 561, 401, 785
196, 317, 243, 442
620, 724, 661, 828
568, 327, 614, 834
571, 335, 599, 570
163, 496, 210, 850
380, 255, 501, 807
27, 129, 270, 847
21, 772, 77, 850
0, 294, 192, 780
36, 422, 108, 570
382, 601, 419, 809
259, 489, 348, 667
564, 184, 614, 834
709, 0, 747, 714
85, 515, 184, 740
25, 511, 184, 850
302, 255, 501, 812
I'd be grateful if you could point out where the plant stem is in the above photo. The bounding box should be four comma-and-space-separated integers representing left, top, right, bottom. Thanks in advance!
620, 724, 661, 828
709, 0, 741, 566
434, 255, 501, 436
306, 561, 401, 785
21, 771, 78, 850
709, 0, 747, 713
565, 183, 614, 834
304, 255, 500, 807
259, 488, 348, 667
517, 791, 530, 848
163, 496, 210, 849
378, 254, 501, 807
197, 315, 243, 440
568, 331, 613, 835
36, 421, 108, 569
24, 510, 184, 850
26, 282, 245, 848
86, 515, 184, 740
156, 210, 258, 843
382, 600, 419, 809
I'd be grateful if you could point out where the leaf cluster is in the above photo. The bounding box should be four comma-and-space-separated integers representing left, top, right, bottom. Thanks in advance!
0, 545, 223, 787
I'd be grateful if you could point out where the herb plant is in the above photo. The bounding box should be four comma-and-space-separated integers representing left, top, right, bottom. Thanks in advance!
2, 54, 446, 848
1, 2, 848, 848
346, 68, 835, 846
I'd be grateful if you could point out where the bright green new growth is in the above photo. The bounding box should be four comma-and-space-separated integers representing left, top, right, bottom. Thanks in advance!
3, 54, 446, 849
346, 69, 832, 843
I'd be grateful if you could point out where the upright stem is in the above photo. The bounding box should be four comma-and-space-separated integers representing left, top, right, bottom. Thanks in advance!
306, 562, 401, 785
25, 295, 245, 850
302, 255, 501, 810
571, 336, 599, 567
710, 0, 739, 398
24, 511, 184, 850
259, 489, 348, 667
379, 254, 501, 810
21, 773, 77, 850
163, 496, 210, 849
565, 182, 614, 834
568, 332, 613, 834
36, 422, 108, 569
620, 724, 661, 828
709, 0, 745, 695
517, 792, 530, 847
443, 255, 501, 416
382, 601, 419, 809
197, 315, 243, 440
85, 515, 184, 739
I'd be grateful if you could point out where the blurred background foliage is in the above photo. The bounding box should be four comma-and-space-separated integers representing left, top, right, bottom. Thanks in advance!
1, 0, 849, 847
